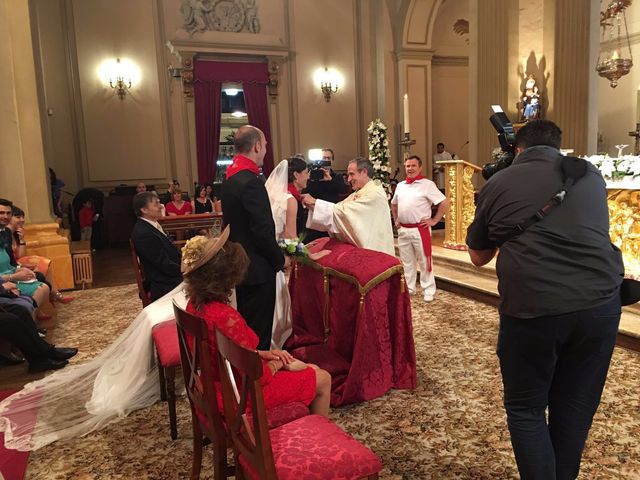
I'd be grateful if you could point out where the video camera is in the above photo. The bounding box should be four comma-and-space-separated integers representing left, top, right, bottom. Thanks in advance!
309, 159, 332, 181
482, 105, 517, 180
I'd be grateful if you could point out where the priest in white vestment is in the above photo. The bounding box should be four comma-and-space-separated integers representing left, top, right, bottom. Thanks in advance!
301, 158, 395, 256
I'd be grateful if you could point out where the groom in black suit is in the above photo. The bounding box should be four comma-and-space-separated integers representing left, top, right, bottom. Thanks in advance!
131, 191, 182, 301
221, 125, 288, 349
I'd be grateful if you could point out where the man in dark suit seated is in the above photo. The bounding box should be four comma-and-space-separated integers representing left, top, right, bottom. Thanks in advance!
131, 192, 182, 301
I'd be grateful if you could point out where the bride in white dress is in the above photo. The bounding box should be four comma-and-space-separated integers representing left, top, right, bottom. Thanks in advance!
265, 158, 315, 349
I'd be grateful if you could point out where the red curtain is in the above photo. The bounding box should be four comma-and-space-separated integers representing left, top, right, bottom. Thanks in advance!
193, 78, 221, 184
193, 60, 273, 179
243, 81, 274, 175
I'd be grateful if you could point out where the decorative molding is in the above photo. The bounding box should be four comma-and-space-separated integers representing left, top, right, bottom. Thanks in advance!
181, 53, 195, 99
168, 39, 289, 55
266, 56, 283, 99
180, 0, 260, 36
395, 48, 435, 61
432, 55, 469, 66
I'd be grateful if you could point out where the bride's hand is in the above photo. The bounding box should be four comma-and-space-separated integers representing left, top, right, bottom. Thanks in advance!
309, 249, 331, 261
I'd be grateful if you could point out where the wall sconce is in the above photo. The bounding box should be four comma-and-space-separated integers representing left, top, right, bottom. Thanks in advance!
98, 58, 140, 99
313, 67, 343, 102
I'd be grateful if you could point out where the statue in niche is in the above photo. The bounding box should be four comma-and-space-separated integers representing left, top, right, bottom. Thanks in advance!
180, 0, 260, 35
521, 75, 542, 122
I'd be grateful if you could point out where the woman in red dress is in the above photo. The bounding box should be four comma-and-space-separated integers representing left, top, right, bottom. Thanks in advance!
182, 227, 331, 416
164, 189, 193, 216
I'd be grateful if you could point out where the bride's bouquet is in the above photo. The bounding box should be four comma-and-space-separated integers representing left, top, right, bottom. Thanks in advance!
278, 237, 309, 259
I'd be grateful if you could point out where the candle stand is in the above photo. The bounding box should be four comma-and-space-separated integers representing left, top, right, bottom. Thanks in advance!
398, 132, 416, 160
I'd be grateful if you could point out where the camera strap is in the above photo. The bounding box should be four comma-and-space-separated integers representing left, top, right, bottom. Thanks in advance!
500, 156, 588, 243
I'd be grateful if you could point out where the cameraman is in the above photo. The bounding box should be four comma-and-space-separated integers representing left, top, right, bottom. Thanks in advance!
466, 120, 623, 480
303, 148, 349, 242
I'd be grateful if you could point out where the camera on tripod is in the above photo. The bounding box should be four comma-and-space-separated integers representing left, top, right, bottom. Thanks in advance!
482, 105, 517, 180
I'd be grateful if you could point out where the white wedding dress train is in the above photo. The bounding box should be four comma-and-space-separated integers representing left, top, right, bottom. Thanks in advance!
0, 283, 187, 451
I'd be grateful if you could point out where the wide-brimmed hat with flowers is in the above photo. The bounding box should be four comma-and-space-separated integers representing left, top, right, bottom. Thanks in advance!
181, 225, 230, 274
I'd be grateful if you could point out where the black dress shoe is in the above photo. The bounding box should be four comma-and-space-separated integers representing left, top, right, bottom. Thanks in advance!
49, 347, 78, 361
0, 352, 26, 365
28, 358, 68, 374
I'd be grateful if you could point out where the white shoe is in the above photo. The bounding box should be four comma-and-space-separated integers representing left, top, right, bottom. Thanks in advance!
423, 295, 434, 302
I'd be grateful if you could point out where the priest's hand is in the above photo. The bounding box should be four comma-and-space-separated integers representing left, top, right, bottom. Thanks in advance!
300, 194, 316, 208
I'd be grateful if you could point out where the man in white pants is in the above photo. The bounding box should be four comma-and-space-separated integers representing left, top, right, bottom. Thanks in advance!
391, 155, 449, 302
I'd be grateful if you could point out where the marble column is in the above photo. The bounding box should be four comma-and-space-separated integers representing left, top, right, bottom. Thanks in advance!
469, 0, 519, 169
547, 0, 599, 155
0, 0, 73, 289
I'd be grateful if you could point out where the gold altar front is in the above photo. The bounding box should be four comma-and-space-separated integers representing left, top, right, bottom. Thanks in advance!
608, 187, 640, 280
437, 160, 482, 250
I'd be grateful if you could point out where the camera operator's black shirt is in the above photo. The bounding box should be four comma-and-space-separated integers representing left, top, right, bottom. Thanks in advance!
302, 171, 350, 242
466, 145, 623, 318
303, 171, 349, 204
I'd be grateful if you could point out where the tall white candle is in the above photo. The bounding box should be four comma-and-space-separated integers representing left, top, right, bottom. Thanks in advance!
636, 87, 640, 124
403, 94, 410, 134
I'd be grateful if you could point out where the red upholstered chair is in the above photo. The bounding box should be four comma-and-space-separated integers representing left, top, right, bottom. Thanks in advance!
130, 240, 178, 439
215, 327, 383, 480
151, 320, 180, 441
173, 301, 310, 480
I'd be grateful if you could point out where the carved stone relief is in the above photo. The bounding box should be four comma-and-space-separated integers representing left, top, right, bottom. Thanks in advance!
180, 0, 260, 35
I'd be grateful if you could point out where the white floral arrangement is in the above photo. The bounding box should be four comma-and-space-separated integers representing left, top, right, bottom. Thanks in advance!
367, 119, 392, 199
584, 154, 640, 182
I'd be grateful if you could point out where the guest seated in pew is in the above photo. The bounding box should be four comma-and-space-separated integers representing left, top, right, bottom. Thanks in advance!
0, 293, 77, 373
0, 199, 51, 321
164, 189, 193, 216
182, 226, 331, 416
9, 206, 74, 305
131, 192, 183, 301
192, 185, 214, 214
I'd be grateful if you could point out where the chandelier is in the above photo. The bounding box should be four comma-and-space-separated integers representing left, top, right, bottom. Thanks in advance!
596, 0, 633, 88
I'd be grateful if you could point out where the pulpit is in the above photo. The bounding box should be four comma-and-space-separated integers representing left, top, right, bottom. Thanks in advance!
285, 239, 417, 407
435, 159, 482, 250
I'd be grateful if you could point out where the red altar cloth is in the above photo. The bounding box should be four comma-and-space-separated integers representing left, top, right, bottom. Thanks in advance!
285, 238, 416, 406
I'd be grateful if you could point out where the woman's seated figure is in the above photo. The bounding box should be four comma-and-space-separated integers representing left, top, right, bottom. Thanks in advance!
10, 206, 74, 305
164, 189, 193, 216
0, 200, 50, 320
191, 185, 214, 214
182, 227, 331, 417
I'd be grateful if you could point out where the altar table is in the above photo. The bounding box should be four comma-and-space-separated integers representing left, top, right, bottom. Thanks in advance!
285, 239, 417, 406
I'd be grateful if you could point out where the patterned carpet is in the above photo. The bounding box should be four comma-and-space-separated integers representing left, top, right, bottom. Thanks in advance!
23, 285, 640, 479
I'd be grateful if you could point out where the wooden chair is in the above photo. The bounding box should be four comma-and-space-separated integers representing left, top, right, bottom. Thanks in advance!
128, 239, 151, 308
173, 302, 312, 480
215, 327, 383, 480
173, 301, 234, 480
129, 239, 179, 440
